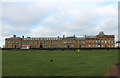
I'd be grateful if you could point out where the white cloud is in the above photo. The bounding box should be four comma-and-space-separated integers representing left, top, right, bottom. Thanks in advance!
96, 18, 118, 33
0, 0, 118, 47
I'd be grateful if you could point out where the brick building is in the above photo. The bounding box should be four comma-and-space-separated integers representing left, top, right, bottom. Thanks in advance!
5, 31, 115, 48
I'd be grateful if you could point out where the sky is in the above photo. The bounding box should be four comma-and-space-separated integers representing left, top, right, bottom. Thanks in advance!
0, 0, 119, 47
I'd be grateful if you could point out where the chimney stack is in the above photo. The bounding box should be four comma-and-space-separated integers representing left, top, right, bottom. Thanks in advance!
58, 36, 59, 38
13, 35, 16, 37
74, 35, 75, 37
22, 36, 24, 38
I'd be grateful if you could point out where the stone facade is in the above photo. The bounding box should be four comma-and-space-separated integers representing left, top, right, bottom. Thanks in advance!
5, 32, 115, 48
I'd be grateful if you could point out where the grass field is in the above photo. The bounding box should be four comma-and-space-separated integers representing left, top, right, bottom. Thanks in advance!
2, 49, 118, 76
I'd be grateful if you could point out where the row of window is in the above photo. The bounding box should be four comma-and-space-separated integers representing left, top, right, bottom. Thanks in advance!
7, 44, 114, 48
7, 45, 20, 48
7, 40, 114, 44
30, 45, 64, 48
7, 41, 21, 44
23, 40, 85, 44
23, 41, 63, 44
64, 41, 85, 44
88, 40, 113, 43
88, 45, 114, 48
23, 38, 63, 40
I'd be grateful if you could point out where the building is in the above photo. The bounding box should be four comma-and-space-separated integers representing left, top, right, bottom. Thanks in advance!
85, 32, 115, 48
115, 41, 120, 48
5, 31, 115, 49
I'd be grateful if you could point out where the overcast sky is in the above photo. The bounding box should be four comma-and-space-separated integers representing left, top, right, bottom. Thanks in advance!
0, 0, 119, 47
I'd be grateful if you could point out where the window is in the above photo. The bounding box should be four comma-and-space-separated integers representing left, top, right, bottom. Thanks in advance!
92, 40, 94, 43
105, 40, 107, 43
96, 45, 97, 48
111, 40, 113, 43
83, 45, 85, 47
89, 45, 90, 48
101, 45, 103, 47
89, 40, 90, 43
101, 40, 103, 43
64, 45, 66, 47
108, 40, 110, 43
98, 45, 100, 47
43, 45, 45, 47
68, 40, 70, 43
64, 41, 66, 43
71, 40, 73, 43
40, 41, 42, 44
8, 41, 9, 44
111, 45, 113, 47
7, 45, 9, 48
83, 41, 85, 44
79, 41, 81, 44
92, 45, 94, 48
71, 45, 73, 48
96, 40, 97, 43
98, 40, 100, 43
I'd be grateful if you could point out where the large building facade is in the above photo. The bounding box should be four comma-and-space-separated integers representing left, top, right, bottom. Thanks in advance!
5, 31, 115, 48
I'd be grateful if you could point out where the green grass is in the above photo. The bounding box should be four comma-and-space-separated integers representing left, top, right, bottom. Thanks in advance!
2, 49, 118, 76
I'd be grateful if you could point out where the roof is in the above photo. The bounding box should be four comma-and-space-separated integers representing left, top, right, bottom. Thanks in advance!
96, 35, 114, 38
86, 36, 96, 38
75, 37, 85, 40
66, 36, 76, 38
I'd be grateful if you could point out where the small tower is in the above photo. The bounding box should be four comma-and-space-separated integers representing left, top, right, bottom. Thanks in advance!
99, 31, 105, 36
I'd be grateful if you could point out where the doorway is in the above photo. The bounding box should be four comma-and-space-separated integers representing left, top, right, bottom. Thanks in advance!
67, 45, 69, 48
15, 45, 16, 48
79, 45, 81, 48
40, 45, 42, 48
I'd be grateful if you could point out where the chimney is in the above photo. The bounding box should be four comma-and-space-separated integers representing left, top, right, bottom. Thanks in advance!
74, 35, 75, 37
13, 35, 16, 37
58, 36, 59, 38
22, 36, 24, 38
63, 35, 65, 38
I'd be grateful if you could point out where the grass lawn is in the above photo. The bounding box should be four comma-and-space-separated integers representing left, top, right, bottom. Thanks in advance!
2, 49, 118, 76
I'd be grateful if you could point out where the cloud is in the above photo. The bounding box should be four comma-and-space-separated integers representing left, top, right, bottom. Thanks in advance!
96, 18, 118, 34
0, 0, 118, 47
